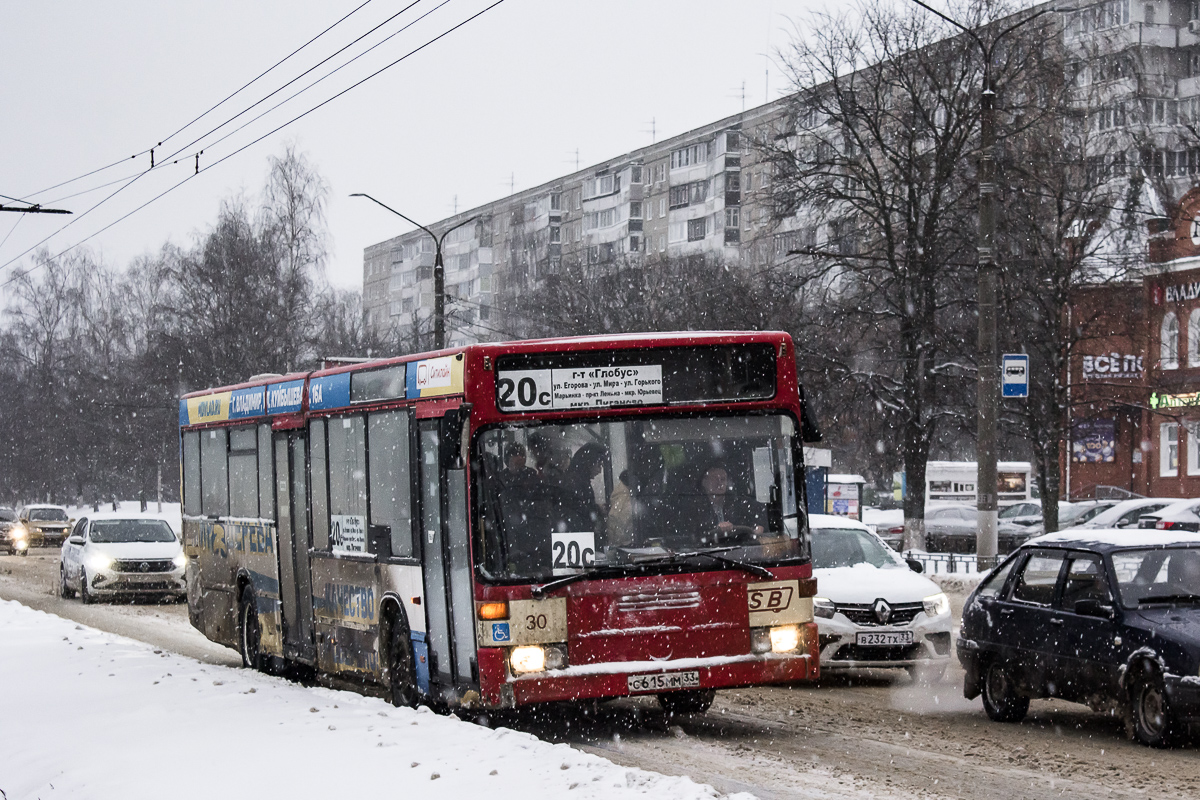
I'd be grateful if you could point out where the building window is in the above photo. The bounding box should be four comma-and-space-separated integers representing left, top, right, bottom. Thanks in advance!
631, 165, 643, 184
1162, 422, 1180, 477
1189, 309, 1200, 367
687, 218, 707, 241
659, 198, 667, 217
629, 235, 641, 252
725, 207, 740, 228
671, 142, 709, 170
550, 193, 561, 211
629, 201, 642, 219
654, 164, 666, 183
1162, 311, 1180, 369
549, 226, 561, 243
1188, 422, 1200, 476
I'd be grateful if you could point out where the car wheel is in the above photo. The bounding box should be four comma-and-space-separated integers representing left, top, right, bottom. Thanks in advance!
239, 585, 264, 671
79, 570, 93, 605
658, 690, 716, 716
387, 620, 419, 708
980, 660, 1028, 723
59, 564, 74, 598
1129, 667, 1175, 747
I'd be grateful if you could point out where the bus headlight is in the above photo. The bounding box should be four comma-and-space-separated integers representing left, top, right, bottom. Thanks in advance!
769, 624, 801, 653
510, 645, 546, 674
923, 593, 950, 618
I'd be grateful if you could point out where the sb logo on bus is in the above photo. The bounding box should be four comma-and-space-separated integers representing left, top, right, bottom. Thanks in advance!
748, 586, 793, 612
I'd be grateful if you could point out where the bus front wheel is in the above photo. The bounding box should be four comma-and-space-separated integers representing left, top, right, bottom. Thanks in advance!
387, 621, 419, 708
239, 585, 264, 671
658, 689, 715, 715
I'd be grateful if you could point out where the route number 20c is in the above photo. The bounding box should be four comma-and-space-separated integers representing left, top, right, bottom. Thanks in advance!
496, 370, 552, 410
551, 532, 595, 575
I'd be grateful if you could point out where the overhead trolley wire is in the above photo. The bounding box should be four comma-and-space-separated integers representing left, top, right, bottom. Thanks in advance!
0, 0, 510, 289
0, 0, 432, 275
13, 0, 378, 205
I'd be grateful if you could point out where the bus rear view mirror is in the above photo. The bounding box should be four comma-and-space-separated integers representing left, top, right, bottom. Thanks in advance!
440, 405, 472, 471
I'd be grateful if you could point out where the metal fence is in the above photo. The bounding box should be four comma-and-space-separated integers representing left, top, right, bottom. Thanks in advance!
902, 550, 981, 575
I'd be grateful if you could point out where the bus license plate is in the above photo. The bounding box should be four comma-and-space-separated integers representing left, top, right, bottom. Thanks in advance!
627, 671, 701, 694
856, 631, 913, 647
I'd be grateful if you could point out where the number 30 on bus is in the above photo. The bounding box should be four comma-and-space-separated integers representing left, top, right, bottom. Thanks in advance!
178, 331, 820, 713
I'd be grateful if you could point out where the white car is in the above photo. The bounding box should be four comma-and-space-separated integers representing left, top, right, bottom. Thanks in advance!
1071, 497, 1174, 530
809, 514, 953, 675
59, 516, 186, 603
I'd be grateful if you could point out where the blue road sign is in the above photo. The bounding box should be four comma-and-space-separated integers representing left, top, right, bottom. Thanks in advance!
1002, 354, 1029, 398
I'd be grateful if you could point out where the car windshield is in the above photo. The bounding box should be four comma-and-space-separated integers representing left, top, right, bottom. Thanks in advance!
0, 508, 14, 522
476, 413, 805, 582
1111, 547, 1200, 608
29, 508, 67, 521
811, 527, 903, 569
998, 504, 1030, 519
89, 519, 176, 544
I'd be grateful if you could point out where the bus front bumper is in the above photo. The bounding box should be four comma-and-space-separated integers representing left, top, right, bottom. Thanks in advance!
476, 629, 819, 708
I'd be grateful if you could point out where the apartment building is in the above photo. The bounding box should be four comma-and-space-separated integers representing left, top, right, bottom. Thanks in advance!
364, 0, 1200, 346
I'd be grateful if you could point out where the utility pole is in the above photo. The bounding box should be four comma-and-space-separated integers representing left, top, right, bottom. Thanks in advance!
350, 193, 476, 350
908, 0, 1061, 568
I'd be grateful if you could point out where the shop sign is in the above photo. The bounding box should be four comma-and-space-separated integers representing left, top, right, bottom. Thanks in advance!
1081, 353, 1143, 380
1072, 418, 1116, 463
1165, 282, 1200, 304
1150, 391, 1200, 409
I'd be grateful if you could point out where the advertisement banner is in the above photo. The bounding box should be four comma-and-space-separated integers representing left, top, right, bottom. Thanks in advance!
1072, 418, 1116, 463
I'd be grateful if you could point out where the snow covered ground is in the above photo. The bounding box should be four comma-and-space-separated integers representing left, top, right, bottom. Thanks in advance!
0, 600, 746, 800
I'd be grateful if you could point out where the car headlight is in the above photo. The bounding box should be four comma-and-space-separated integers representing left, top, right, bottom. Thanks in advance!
12, 527, 26, 541
813, 596, 836, 619
769, 624, 802, 653
86, 553, 115, 572
923, 592, 950, 618
172, 553, 187, 568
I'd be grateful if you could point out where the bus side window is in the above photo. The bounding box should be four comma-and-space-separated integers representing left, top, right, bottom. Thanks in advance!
258, 424, 274, 521
327, 415, 368, 553
200, 428, 229, 518
368, 410, 414, 559
228, 427, 258, 518
310, 419, 329, 549
182, 431, 201, 517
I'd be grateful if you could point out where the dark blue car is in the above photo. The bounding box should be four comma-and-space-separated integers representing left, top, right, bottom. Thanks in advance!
957, 530, 1200, 747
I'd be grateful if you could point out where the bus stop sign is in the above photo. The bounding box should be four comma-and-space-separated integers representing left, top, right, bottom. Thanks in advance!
1002, 354, 1029, 398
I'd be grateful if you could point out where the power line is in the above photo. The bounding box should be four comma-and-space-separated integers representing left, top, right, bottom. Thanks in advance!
16, 0, 379, 205
0, 0, 509, 288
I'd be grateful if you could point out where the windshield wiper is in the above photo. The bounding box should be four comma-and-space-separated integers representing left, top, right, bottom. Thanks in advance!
636, 546, 775, 579
1137, 593, 1200, 606
531, 569, 617, 598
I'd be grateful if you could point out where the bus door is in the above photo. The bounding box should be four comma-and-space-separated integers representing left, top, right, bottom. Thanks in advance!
418, 415, 476, 696
275, 431, 316, 663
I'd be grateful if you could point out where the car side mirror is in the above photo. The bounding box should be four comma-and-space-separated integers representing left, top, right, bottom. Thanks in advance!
1074, 598, 1115, 619
906, 558, 925, 573
68, 535, 84, 546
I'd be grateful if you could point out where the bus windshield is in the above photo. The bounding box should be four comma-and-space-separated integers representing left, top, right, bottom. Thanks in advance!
476, 413, 805, 582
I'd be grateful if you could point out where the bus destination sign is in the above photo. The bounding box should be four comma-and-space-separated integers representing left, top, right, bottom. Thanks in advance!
497, 365, 663, 411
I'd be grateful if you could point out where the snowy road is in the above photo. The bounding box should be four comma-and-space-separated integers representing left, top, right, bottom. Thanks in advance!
4, 551, 1200, 799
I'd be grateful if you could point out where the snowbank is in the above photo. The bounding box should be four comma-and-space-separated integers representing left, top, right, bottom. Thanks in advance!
0, 600, 746, 800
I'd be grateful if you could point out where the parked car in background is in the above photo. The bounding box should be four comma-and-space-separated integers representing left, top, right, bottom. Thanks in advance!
1017, 500, 1118, 536
861, 507, 904, 550
0, 507, 28, 555
1137, 498, 1200, 531
1073, 498, 1175, 530
997, 501, 1045, 527
958, 530, 1200, 746
59, 516, 185, 603
18, 504, 71, 547
809, 515, 952, 677
924, 505, 1032, 553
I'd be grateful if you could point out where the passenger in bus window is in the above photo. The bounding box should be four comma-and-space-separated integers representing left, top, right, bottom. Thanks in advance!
499, 442, 539, 493
527, 433, 567, 484
607, 445, 669, 547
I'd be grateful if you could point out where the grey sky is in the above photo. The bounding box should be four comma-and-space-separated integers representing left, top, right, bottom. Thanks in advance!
1, 0, 815, 289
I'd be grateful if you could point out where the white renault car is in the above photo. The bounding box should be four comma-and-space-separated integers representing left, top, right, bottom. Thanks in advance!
59, 516, 186, 603
809, 514, 953, 676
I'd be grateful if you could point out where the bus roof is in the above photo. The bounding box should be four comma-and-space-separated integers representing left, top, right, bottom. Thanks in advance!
180, 331, 794, 428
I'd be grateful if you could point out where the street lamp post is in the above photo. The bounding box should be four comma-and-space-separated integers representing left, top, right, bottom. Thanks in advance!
351, 193, 477, 351
907, 1, 1060, 568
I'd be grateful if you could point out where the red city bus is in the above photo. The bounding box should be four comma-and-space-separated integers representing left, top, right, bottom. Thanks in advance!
179, 331, 819, 712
